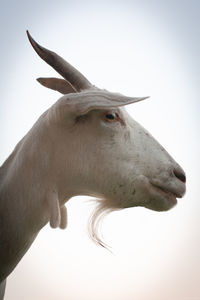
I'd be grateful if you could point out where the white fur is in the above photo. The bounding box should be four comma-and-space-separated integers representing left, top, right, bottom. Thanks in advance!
0, 89, 186, 283
0, 33, 186, 298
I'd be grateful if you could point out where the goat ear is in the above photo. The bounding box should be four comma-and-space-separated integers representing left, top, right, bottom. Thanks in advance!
59, 90, 149, 117
37, 77, 77, 94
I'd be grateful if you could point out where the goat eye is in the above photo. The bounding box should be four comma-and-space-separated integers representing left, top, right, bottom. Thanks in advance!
104, 112, 119, 122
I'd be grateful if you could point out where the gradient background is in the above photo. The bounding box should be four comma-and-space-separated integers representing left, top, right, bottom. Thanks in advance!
0, 0, 199, 299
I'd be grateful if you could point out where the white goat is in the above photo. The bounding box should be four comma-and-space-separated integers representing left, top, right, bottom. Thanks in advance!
0, 31, 186, 299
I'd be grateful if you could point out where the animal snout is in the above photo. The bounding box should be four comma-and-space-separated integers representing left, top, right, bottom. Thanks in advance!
173, 166, 186, 183
150, 164, 186, 200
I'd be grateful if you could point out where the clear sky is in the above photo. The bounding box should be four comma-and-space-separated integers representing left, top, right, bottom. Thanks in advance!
0, 1, 200, 299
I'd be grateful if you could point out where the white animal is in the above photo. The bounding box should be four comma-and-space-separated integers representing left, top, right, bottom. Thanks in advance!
0, 31, 186, 299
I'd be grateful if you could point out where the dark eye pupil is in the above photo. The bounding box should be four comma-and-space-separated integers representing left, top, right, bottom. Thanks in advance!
106, 113, 115, 120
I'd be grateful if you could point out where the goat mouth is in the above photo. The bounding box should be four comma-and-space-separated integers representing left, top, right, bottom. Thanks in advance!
150, 182, 181, 198
148, 182, 180, 211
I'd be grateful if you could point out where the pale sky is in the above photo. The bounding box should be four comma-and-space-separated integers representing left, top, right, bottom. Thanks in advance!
0, 1, 200, 299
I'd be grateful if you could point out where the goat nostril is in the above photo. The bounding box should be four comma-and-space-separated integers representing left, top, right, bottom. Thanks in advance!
173, 168, 186, 183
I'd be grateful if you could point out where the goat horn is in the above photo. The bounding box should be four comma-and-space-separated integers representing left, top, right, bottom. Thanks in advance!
26, 30, 92, 92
